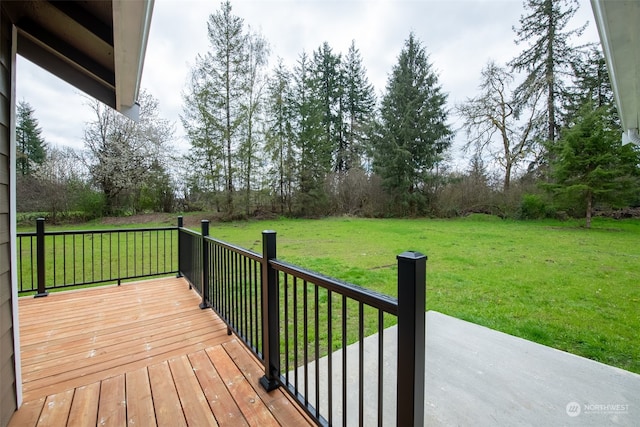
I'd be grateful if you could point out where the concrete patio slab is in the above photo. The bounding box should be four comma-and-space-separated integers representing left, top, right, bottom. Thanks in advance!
290, 311, 639, 426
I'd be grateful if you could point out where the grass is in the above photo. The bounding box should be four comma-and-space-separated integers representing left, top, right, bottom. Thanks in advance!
180, 214, 640, 374
24, 214, 640, 374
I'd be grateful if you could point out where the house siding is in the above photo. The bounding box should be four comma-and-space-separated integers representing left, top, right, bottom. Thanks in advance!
0, 8, 15, 427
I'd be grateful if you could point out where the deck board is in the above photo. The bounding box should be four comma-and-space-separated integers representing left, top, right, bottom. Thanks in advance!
124, 367, 155, 427
7, 397, 44, 427
96, 375, 126, 427
207, 345, 280, 427
10, 277, 313, 427
188, 349, 249, 427
169, 355, 219, 426
223, 340, 312, 426
38, 389, 74, 426
66, 382, 99, 427
148, 361, 187, 427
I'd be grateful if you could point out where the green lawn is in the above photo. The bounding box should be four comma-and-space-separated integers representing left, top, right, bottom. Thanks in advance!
184, 214, 640, 374
24, 214, 640, 374
17, 222, 178, 293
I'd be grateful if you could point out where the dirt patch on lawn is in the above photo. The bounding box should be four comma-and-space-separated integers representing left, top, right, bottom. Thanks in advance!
100, 213, 176, 226
100, 213, 226, 228
98, 211, 277, 228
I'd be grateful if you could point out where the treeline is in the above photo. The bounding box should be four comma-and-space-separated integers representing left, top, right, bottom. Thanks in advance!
16, 92, 175, 223
180, 1, 452, 218
17, 0, 640, 227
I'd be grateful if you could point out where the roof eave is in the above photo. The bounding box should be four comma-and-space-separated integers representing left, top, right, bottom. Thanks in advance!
112, 0, 154, 120
590, 0, 640, 143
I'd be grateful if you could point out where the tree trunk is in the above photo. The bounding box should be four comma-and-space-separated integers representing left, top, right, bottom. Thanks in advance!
225, 36, 233, 216
245, 121, 252, 217
546, 0, 556, 144
279, 144, 285, 214
226, 135, 232, 213
504, 161, 512, 192
585, 191, 592, 229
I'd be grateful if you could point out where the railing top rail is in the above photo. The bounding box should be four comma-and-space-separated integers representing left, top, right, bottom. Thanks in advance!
178, 227, 201, 238
204, 235, 262, 263
270, 259, 399, 315
17, 231, 36, 237
18, 226, 178, 237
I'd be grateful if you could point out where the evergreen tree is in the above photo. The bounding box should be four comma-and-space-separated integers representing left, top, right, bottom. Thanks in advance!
549, 103, 640, 228
181, 60, 225, 199
265, 59, 296, 214
292, 51, 328, 215
16, 101, 47, 176
564, 47, 614, 125
312, 42, 343, 172
341, 40, 376, 172
509, 0, 586, 144
238, 28, 269, 216
182, 1, 248, 215
373, 33, 452, 215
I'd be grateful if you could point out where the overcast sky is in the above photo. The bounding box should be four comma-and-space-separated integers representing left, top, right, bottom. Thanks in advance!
16, 0, 601, 165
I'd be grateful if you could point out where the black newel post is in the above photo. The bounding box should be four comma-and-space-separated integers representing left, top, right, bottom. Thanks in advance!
259, 230, 280, 392
396, 251, 426, 427
176, 216, 184, 280
199, 220, 210, 309
34, 218, 48, 298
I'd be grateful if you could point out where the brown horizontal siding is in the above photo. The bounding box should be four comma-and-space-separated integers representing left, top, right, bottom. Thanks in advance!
0, 157, 7, 186
0, 244, 8, 276
0, 95, 7, 132
0, 296, 10, 337
0, 9, 15, 427
0, 184, 8, 215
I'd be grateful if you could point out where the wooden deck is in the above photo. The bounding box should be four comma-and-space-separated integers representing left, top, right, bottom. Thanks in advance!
9, 277, 313, 427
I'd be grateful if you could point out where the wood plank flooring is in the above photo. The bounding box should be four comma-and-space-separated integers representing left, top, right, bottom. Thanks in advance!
10, 277, 313, 426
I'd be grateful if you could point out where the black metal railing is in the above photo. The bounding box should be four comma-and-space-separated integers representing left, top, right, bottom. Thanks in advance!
268, 259, 399, 426
177, 217, 203, 295
180, 220, 265, 358
17, 218, 179, 296
178, 223, 427, 427
20, 216, 426, 426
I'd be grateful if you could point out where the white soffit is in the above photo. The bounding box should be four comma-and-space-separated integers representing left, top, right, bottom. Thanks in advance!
113, 0, 154, 119
591, 0, 640, 139
6, 0, 153, 118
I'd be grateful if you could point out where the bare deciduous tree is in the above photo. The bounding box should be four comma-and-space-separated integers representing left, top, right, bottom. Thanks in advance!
18, 146, 86, 220
457, 61, 542, 192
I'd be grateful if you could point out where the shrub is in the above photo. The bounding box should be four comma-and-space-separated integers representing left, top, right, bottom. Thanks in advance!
519, 194, 550, 219
75, 187, 106, 220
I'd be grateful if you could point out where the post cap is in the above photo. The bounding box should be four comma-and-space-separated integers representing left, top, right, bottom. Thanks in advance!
397, 251, 427, 261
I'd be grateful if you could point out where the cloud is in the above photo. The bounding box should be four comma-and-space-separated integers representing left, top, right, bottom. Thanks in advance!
16, 57, 93, 149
